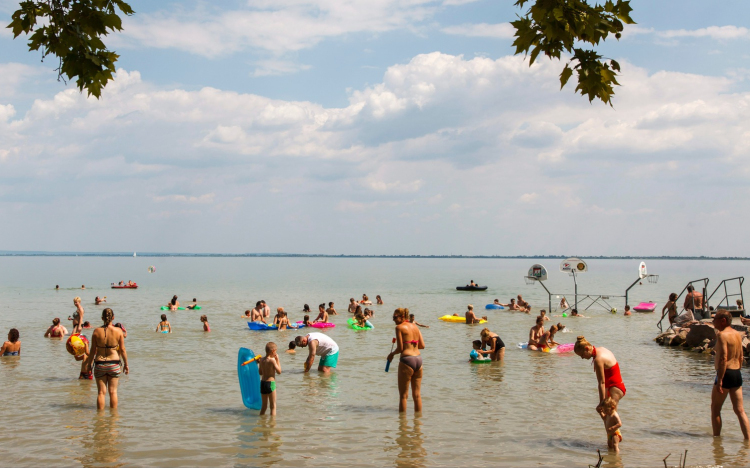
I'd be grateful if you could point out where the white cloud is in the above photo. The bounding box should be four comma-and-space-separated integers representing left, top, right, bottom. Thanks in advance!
3, 52, 750, 254
518, 193, 539, 204
441, 23, 514, 39
659, 25, 749, 40
116, 1, 440, 58
252, 60, 312, 77
153, 193, 216, 204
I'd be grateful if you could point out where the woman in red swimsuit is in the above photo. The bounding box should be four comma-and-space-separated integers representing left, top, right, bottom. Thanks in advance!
387, 308, 425, 413
574, 335, 626, 418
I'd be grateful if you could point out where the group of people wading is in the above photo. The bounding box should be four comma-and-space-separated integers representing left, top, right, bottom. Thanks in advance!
9, 292, 748, 453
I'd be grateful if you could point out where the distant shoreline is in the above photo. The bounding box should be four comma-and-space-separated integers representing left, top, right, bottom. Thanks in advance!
0, 251, 748, 260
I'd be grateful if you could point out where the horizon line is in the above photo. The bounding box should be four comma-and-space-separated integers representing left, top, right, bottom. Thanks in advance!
0, 251, 748, 260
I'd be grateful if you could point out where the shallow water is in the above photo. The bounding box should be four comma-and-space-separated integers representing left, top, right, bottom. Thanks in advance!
0, 257, 748, 467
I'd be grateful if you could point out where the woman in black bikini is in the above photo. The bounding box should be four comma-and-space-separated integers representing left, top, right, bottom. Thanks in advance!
387, 308, 425, 413
84, 308, 129, 409
479, 328, 505, 361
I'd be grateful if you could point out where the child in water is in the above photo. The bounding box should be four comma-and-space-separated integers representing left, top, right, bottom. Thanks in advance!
302, 315, 311, 326
277, 311, 290, 330
409, 314, 429, 328
200, 315, 210, 332
602, 397, 623, 452
286, 341, 296, 354
470, 340, 489, 361
187, 298, 199, 310
354, 310, 367, 327
259, 342, 281, 415
156, 314, 171, 333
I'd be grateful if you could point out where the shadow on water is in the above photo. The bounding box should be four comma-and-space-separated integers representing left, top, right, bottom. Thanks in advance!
51, 402, 91, 410
646, 429, 709, 439
548, 438, 602, 453
394, 414, 427, 468
77, 410, 124, 468
338, 404, 391, 414
206, 407, 251, 415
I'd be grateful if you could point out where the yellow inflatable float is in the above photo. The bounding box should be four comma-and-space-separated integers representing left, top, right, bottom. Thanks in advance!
439, 315, 487, 324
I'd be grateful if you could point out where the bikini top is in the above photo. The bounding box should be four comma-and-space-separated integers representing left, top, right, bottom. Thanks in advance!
100, 326, 119, 349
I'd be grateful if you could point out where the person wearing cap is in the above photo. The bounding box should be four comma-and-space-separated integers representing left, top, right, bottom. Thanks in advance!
295, 333, 339, 373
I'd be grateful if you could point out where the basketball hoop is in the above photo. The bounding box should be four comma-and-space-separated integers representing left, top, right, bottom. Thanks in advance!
524, 276, 537, 285
647, 274, 659, 284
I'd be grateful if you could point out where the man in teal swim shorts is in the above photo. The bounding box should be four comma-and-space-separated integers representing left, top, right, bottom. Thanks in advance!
295, 332, 339, 373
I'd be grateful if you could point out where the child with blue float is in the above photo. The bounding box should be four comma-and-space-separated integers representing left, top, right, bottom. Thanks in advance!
259, 342, 281, 415
470, 340, 490, 362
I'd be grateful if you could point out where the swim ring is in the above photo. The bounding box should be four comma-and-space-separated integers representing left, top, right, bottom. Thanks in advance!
485, 304, 504, 310
439, 315, 487, 324
347, 318, 373, 330
469, 349, 491, 363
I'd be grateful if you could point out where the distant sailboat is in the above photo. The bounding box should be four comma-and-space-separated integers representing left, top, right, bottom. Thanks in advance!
133, 252, 137, 257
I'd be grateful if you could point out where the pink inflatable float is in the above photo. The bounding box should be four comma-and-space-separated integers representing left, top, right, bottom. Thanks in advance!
633, 302, 657, 312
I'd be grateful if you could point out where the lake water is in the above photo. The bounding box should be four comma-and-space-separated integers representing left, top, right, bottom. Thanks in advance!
0, 257, 748, 467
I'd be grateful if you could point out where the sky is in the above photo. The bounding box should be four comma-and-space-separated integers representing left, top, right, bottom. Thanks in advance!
0, 0, 749, 256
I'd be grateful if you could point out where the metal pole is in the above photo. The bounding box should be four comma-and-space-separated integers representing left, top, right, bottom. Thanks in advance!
574, 270, 578, 310
539, 281, 552, 313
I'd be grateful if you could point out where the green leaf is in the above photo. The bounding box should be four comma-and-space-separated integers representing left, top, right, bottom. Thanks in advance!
560, 64, 573, 89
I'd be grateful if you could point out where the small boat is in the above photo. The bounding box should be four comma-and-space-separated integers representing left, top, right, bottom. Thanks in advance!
111, 284, 138, 289
456, 286, 488, 291
633, 302, 657, 312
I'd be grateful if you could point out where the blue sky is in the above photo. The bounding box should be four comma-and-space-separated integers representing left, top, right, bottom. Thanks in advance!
1, 0, 749, 255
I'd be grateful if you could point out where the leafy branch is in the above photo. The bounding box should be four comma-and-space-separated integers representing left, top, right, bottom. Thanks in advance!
511, 0, 635, 106
7, 0, 134, 98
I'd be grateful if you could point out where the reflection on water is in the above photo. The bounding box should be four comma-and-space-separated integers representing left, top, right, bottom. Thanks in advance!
78, 410, 123, 468
472, 359, 505, 384
395, 414, 426, 468
712, 437, 750, 467
236, 411, 283, 468
0, 356, 21, 370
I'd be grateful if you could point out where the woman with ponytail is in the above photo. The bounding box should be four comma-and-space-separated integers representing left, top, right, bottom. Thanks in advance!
84, 308, 129, 409
574, 335, 626, 419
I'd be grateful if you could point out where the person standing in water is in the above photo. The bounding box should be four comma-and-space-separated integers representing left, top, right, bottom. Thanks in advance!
711, 310, 750, 439
44, 318, 66, 338
72, 297, 85, 334
479, 328, 505, 361
388, 308, 425, 413
84, 308, 128, 410
313, 304, 328, 323
295, 333, 339, 373
1, 328, 21, 356
574, 336, 626, 428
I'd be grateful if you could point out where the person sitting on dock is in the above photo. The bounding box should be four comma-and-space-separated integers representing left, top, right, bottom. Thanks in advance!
465, 305, 486, 324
